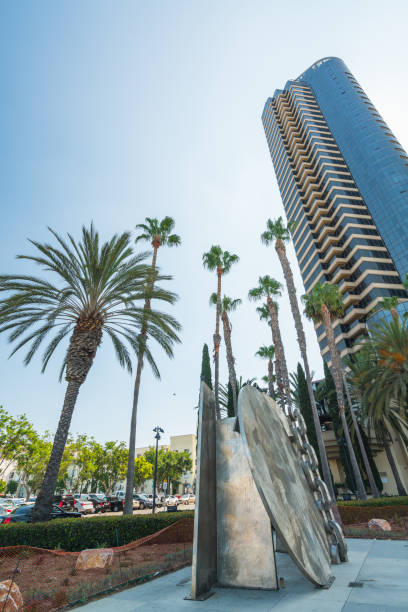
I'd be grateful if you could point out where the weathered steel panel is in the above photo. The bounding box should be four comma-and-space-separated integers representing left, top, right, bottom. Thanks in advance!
216, 417, 277, 590
190, 382, 217, 599
238, 386, 333, 587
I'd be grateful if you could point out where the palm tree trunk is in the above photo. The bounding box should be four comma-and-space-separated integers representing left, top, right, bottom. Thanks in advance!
214, 269, 222, 419
124, 244, 159, 515
222, 310, 237, 415
275, 241, 337, 504
383, 437, 407, 496
32, 381, 81, 521
343, 373, 380, 498
267, 358, 274, 398
267, 296, 292, 410
321, 305, 367, 500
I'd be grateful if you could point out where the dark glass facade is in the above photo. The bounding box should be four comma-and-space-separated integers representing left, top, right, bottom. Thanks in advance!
262, 57, 408, 362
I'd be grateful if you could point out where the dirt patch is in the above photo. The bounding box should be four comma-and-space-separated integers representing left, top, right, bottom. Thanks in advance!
344, 517, 408, 539
0, 542, 192, 611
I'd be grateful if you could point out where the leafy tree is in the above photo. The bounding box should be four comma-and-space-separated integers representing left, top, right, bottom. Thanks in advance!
296, 363, 321, 467
200, 343, 213, 390
226, 381, 235, 418
262, 218, 334, 501
69, 434, 97, 493
0, 408, 34, 479
203, 246, 239, 418
4, 479, 16, 495
303, 282, 366, 500
16, 431, 52, 500
210, 294, 241, 415
144, 448, 192, 492
376, 296, 400, 320
125, 217, 181, 514
255, 345, 275, 398
249, 277, 290, 410
92, 441, 128, 496
0, 225, 179, 521
134, 455, 153, 490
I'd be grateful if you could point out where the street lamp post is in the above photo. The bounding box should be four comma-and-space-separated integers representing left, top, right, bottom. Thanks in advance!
152, 426, 164, 514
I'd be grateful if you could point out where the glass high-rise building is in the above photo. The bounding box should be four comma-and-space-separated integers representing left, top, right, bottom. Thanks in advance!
262, 57, 408, 362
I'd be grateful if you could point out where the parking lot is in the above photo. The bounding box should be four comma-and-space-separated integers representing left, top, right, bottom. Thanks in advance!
85, 503, 195, 518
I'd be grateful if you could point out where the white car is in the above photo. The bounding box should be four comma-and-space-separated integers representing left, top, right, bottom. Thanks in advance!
165, 495, 180, 506
181, 493, 195, 505
74, 498, 94, 514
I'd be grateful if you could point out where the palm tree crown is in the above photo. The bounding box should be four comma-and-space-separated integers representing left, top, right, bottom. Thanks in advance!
210, 293, 242, 312
255, 345, 275, 360
202, 246, 239, 274
302, 282, 344, 323
135, 216, 181, 249
261, 216, 296, 247
248, 276, 282, 302
0, 226, 180, 379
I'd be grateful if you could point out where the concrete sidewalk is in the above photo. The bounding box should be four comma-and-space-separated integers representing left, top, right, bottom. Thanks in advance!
77, 538, 408, 611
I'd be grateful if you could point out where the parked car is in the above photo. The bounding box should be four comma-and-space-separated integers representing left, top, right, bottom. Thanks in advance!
1, 504, 82, 524
54, 494, 75, 511
74, 497, 94, 514
88, 494, 110, 513
180, 493, 195, 505
132, 494, 148, 509
165, 495, 180, 506
116, 491, 125, 499
106, 496, 123, 512
146, 494, 162, 508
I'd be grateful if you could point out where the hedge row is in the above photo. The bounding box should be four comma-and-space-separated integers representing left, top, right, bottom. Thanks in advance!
338, 496, 408, 508
339, 504, 408, 524
0, 511, 195, 551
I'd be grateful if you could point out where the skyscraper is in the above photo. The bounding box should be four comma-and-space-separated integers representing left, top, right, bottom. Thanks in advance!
262, 57, 408, 362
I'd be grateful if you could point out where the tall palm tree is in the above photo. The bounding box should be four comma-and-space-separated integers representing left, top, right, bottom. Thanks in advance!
248, 276, 292, 410
210, 294, 241, 415
124, 216, 181, 515
260, 217, 343, 502
302, 281, 367, 500
0, 225, 180, 521
203, 247, 239, 419
255, 345, 275, 398
347, 319, 408, 495
256, 303, 285, 407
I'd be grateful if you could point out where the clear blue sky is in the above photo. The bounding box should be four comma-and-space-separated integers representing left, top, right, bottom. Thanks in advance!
1, 0, 408, 447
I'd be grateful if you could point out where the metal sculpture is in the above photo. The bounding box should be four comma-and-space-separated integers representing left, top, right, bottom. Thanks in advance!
188, 382, 347, 600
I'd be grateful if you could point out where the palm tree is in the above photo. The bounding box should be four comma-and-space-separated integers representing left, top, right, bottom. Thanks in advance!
255, 345, 275, 398
203, 247, 239, 419
302, 282, 367, 500
210, 294, 241, 415
347, 319, 408, 495
124, 217, 181, 515
376, 296, 400, 321
0, 226, 180, 521
256, 303, 284, 407
261, 218, 336, 502
248, 276, 292, 410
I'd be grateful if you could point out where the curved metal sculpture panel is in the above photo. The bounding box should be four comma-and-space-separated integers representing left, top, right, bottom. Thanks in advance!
238, 386, 333, 587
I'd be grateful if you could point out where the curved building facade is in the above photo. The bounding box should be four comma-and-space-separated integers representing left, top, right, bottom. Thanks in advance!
262, 57, 408, 361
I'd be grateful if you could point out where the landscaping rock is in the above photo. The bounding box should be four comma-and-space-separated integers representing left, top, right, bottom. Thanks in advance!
368, 518, 391, 531
0, 580, 23, 611
75, 548, 114, 570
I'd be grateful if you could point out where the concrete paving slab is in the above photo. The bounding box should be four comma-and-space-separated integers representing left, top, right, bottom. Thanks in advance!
76, 539, 408, 611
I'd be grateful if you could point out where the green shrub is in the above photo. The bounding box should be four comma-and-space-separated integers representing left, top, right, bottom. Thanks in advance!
0, 511, 194, 551
339, 504, 408, 524
338, 496, 408, 508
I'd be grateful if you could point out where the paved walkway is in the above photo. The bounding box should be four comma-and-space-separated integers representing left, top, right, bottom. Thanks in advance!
77, 538, 408, 611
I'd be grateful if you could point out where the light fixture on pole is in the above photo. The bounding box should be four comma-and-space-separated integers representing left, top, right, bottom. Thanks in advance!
152, 426, 164, 514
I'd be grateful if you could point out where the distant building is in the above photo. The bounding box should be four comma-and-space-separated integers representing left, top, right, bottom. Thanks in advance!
120, 433, 197, 496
